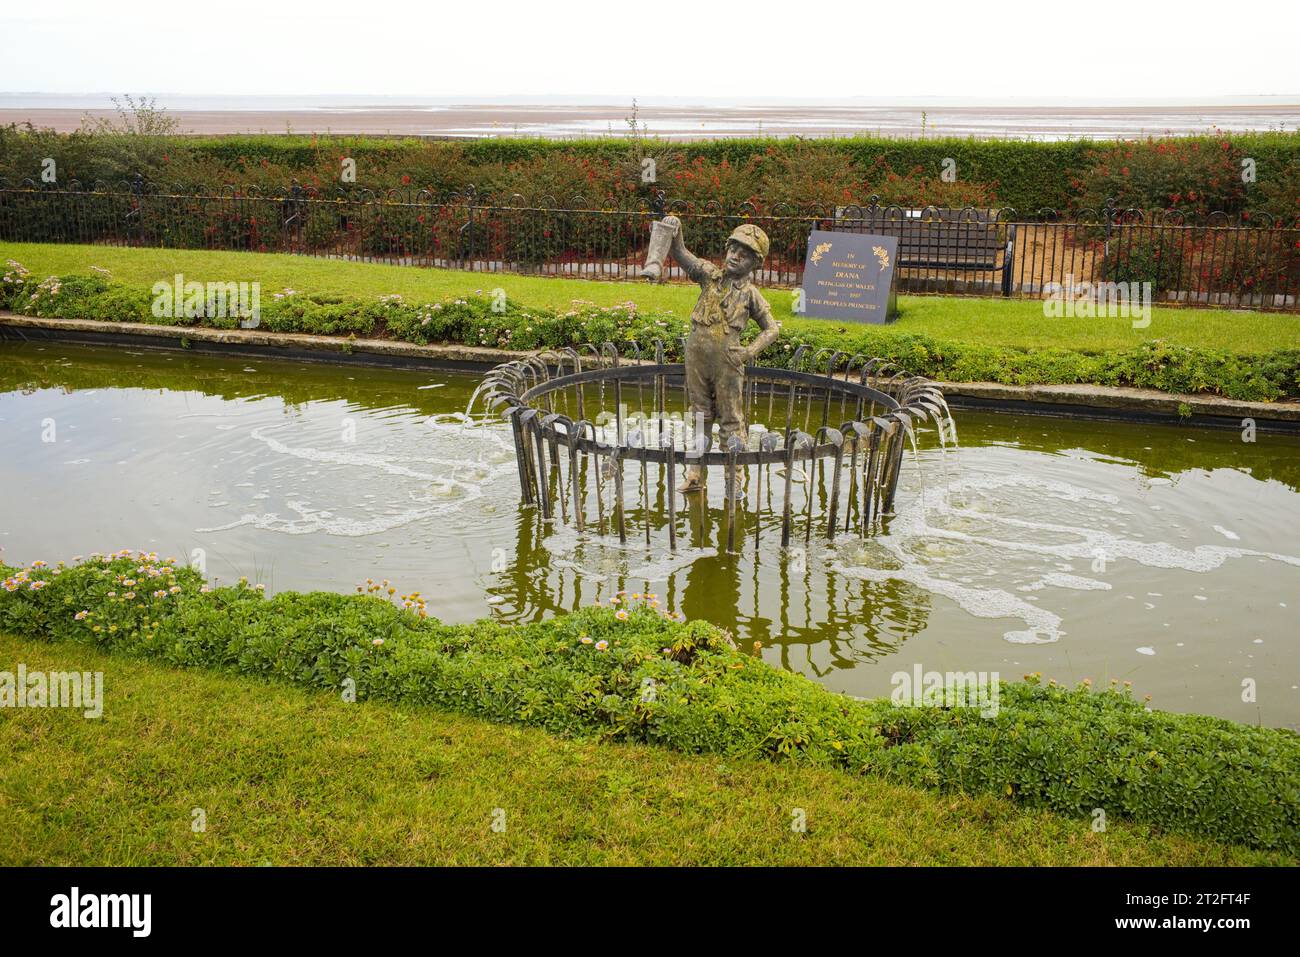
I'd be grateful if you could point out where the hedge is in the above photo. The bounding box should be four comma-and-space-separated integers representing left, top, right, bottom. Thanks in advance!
2, 553, 1298, 853
4, 267, 1299, 402
5, 127, 1299, 218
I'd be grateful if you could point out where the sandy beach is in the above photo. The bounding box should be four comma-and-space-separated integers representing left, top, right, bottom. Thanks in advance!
4, 101, 1297, 140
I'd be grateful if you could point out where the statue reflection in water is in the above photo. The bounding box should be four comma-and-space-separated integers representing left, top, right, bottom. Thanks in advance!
487, 462, 932, 677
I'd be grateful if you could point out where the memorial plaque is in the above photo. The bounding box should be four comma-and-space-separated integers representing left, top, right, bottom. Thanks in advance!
801, 229, 899, 323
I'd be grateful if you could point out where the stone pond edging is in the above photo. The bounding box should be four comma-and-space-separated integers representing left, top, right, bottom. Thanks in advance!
4, 311, 1299, 432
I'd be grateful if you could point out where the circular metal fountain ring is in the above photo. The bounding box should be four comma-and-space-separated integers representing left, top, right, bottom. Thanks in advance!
477, 346, 949, 549
510, 363, 911, 467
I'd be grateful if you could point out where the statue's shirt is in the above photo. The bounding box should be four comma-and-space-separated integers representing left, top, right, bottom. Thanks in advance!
685, 261, 774, 334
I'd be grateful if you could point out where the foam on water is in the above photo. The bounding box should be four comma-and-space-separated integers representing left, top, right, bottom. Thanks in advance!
835, 540, 1065, 644
540, 516, 716, 585
833, 448, 1300, 645
197, 413, 516, 538
1020, 572, 1112, 592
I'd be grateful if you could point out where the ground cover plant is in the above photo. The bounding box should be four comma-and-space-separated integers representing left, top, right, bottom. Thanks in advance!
2, 553, 1297, 855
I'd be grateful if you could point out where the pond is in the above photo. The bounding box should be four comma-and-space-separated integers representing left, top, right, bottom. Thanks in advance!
2, 340, 1297, 727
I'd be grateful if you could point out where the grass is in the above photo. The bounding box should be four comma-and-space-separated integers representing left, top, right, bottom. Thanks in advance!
5, 241, 1298, 354
0, 632, 1288, 866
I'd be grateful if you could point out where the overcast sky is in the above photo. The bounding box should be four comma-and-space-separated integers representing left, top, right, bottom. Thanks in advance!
2, 0, 1296, 101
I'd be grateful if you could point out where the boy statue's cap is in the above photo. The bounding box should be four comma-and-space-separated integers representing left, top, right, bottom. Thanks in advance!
728, 224, 770, 261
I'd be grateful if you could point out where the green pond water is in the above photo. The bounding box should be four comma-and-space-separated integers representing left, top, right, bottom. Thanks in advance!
2, 340, 1297, 727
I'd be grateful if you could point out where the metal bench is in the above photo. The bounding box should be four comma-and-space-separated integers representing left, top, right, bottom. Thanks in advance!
834, 207, 1017, 296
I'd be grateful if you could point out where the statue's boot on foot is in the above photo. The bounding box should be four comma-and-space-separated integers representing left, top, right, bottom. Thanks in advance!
680, 464, 706, 493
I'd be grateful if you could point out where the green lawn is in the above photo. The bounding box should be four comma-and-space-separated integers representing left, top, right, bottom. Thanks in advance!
4, 241, 1297, 354
0, 632, 1287, 866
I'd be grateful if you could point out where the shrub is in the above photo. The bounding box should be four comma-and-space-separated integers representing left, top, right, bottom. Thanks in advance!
1253, 162, 1300, 225
1074, 137, 1247, 217
260, 293, 378, 337
867, 167, 996, 209
1101, 229, 1185, 295
0, 257, 35, 309
1100, 226, 1300, 302
2, 553, 1298, 852
1180, 229, 1300, 299
754, 145, 861, 209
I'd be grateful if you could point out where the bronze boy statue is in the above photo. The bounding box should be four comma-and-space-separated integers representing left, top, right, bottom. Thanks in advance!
650, 215, 781, 492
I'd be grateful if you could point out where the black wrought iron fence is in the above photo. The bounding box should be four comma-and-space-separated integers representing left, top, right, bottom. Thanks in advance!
1, 179, 1297, 310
